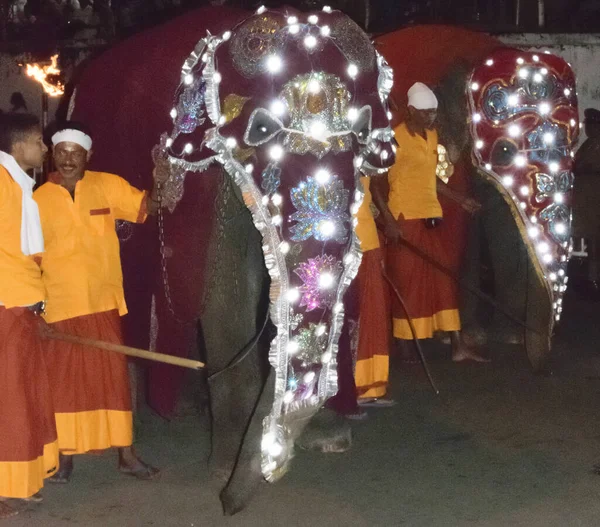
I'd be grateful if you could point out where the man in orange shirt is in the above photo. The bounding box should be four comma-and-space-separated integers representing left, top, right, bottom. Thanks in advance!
372, 83, 487, 363
34, 121, 167, 483
0, 113, 58, 518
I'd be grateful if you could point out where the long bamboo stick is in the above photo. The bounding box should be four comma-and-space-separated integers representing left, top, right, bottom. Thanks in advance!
44, 331, 205, 370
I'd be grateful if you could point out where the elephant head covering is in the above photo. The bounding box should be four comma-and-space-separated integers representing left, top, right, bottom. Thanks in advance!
156, 6, 395, 480
467, 48, 579, 329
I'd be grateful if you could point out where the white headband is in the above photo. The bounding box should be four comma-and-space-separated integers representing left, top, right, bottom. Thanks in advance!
407, 82, 438, 110
51, 129, 93, 151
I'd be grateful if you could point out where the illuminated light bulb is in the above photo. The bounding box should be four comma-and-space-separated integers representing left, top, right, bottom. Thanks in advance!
541, 68, 548, 75
213, 72, 222, 83
543, 253, 553, 264
555, 222, 567, 235
549, 162, 559, 173
272, 193, 283, 206
520, 185, 530, 196
261, 196, 269, 206
218, 115, 226, 125
528, 226, 540, 238
347, 107, 359, 123
533, 73, 543, 83
539, 102, 550, 115
184, 143, 193, 154
184, 74, 194, 85
308, 79, 321, 93
533, 55, 540, 61
222, 31, 231, 41
514, 155, 526, 167
320, 25, 331, 37
272, 215, 283, 226
165, 138, 173, 147
261, 432, 275, 450
283, 391, 294, 404
485, 163, 492, 170
518, 68, 529, 79
517, 57, 524, 64
472, 113, 482, 123
544, 50, 551, 54
225, 137, 237, 149
319, 271, 335, 288
557, 298, 563, 305
538, 242, 550, 253
475, 140, 484, 150
543, 132, 555, 145
309, 120, 328, 140
323, 5, 332, 12
559, 269, 566, 277
308, 14, 319, 24
287, 340, 299, 354
266, 55, 283, 73
270, 100, 286, 116
304, 371, 316, 383
287, 15, 298, 24
564, 88, 571, 96
486, 59, 494, 66
319, 220, 336, 238
508, 94, 519, 106
502, 175, 514, 187
315, 169, 331, 184
287, 288, 300, 303
268, 442, 284, 458
321, 351, 332, 363
387, 111, 393, 120
347, 63, 359, 79
350, 203, 360, 215
509, 124, 521, 137
270, 144, 284, 161
570, 119, 577, 127
549, 272, 557, 281
170, 108, 177, 119
519, 202, 527, 210
554, 192, 564, 204
244, 164, 254, 174
289, 24, 300, 34
531, 215, 538, 223
256, 5, 266, 13
279, 241, 290, 254
471, 82, 480, 91
304, 35, 318, 49
315, 324, 327, 336
333, 302, 343, 313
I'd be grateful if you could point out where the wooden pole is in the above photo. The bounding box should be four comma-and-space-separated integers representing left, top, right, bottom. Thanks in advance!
44, 331, 205, 370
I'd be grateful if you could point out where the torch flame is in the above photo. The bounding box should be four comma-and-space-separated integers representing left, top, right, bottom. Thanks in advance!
25, 54, 65, 97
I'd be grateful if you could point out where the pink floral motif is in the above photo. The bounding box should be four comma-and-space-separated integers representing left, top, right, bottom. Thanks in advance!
294, 255, 342, 312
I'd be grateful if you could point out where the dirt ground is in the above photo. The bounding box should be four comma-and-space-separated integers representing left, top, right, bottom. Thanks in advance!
9, 291, 600, 526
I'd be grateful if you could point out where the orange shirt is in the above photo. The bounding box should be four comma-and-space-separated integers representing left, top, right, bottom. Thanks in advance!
34, 171, 147, 323
0, 165, 45, 307
354, 177, 380, 252
388, 123, 442, 220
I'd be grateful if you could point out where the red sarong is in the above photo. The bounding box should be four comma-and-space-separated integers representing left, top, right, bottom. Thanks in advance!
45, 310, 133, 454
387, 218, 461, 340
0, 307, 58, 498
355, 248, 391, 399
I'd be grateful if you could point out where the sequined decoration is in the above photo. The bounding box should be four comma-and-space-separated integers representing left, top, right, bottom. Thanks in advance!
229, 14, 285, 78
290, 176, 350, 243
153, 135, 188, 213
536, 171, 573, 243
294, 323, 328, 366
174, 78, 206, 135
330, 15, 376, 73
116, 220, 134, 242
527, 121, 569, 165
222, 93, 250, 123
294, 255, 343, 311
261, 162, 281, 194
436, 144, 454, 184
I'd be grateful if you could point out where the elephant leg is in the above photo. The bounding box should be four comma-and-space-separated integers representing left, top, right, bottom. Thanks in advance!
524, 259, 553, 372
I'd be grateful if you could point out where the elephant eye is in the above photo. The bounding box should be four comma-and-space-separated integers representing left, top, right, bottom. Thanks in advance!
491, 139, 518, 167
351, 106, 372, 144
244, 108, 284, 146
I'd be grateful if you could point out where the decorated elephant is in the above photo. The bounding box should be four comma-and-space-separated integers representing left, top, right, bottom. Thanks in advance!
376, 27, 579, 370
64, 5, 394, 515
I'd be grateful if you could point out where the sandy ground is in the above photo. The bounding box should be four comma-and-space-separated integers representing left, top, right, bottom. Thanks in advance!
8, 291, 600, 526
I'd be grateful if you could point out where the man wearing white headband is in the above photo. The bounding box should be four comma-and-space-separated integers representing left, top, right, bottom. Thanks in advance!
33, 121, 168, 484
0, 112, 58, 518
371, 82, 487, 364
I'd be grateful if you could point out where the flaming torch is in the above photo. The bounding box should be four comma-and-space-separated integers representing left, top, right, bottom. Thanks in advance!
22, 54, 65, 179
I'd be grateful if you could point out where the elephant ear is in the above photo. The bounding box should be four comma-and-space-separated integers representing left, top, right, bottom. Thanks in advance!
435, 60, 472, 162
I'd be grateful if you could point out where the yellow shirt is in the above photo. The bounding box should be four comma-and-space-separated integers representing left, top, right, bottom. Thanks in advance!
388, 123, 442, 220
354, 177, 380, 252
0, 165, 45, 307
34, 171, 147, 323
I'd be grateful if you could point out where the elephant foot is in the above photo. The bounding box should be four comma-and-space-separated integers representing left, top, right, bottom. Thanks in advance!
296, 408, 352, 454
219, 453, 264, 516
208, 457, 235, 484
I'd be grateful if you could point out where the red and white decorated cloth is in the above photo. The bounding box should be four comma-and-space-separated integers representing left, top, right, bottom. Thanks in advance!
468, 48, 579, 326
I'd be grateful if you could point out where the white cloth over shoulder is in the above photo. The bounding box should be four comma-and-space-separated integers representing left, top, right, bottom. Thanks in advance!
0, 150, 44, 256
407, 82, 438, 110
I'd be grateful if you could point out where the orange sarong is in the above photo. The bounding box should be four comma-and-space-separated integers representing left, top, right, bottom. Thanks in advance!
45, 310, 133, 455
387, 218, 461, 340
354, 248, 391, 399
0, 307, 58, 498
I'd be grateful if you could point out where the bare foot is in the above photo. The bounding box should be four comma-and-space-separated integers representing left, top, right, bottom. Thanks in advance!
0, 500, 18, 519
118, 447, 160, 481
452, 347, 490, 363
